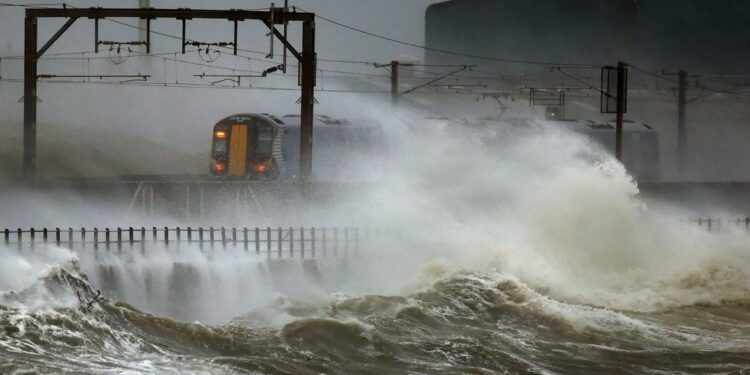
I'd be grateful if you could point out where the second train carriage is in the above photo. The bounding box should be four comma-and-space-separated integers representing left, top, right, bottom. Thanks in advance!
209, 113, 381, 180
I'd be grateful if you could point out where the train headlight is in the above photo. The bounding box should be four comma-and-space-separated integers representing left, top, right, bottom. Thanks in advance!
215, 164, 225, 172
256, 165, 267, 173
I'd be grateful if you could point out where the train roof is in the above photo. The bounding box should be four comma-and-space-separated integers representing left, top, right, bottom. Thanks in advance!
216, 113, 375, 129
422, 115, 657, 134
535, 119, 657, 133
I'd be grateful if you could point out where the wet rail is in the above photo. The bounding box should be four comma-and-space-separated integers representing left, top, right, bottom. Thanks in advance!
2, 226, 360, 259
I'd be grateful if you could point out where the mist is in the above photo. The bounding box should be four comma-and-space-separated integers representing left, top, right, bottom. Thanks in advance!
1, 1, 750, 374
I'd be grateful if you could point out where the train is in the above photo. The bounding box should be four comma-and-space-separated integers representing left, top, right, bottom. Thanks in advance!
537, 118, 660, 181
210, 113, 659, 182
209, 113, 381, 181
484, 116, 660, 181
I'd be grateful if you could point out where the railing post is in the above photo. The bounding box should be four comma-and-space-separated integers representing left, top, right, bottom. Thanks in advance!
43, 228, 48, 245
105, 228, 110, 251
128, 227, 134, 246
140, 227, 146, 253
243, 227, 248, 251
300, 227, 305, 258
311, 227, 316, 258
3, 229, 9, 246
17, 228, 22, 251
80, 228, 85, 251
68, 227, 74, 250
117, 227, 122, 251
198, 227, 204, 251
354, 228, 359, 256
93, 228, 99, 251
164, 226, 169, 247
254, 227, 260, 254
322, 227, 327, 257
29, 228, 35, 250
55, 227, 61, 247
289, 227, 294, 258
344, 227, 349, 258
277, 227, 282, 258
187, 227, 192, 243
221, 227, 226, 248
333, 227, 339, 257
266, 227, 272, 258
232, 227, 237, 247
210, 227, 215, 250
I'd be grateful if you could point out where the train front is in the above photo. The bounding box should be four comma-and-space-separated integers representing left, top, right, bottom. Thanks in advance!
210, 114, 277, 179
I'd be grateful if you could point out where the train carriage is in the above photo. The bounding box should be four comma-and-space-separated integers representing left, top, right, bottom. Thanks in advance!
210, 113, 380, 181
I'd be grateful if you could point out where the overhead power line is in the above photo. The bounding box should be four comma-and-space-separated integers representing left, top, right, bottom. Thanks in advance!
629, 63, 750, 98
298, 7, 591, 67
0, 77, 390, 94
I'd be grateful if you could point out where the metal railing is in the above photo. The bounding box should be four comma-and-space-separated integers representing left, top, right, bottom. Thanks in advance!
691, 217, 750, 233
2, 226, 360, 258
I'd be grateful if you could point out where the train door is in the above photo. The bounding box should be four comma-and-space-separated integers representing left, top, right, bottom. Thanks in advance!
228, 124, 248, 176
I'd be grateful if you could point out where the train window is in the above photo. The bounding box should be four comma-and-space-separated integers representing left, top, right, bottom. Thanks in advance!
256, 130, 272, 155
214, 139, 227, 153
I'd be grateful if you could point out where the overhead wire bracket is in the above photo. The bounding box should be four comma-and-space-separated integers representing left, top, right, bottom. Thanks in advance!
193, 64, 284, 86
399, 65, 474, 96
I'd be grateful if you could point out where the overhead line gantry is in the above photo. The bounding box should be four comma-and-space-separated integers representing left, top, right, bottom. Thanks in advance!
23, 6, 317, 183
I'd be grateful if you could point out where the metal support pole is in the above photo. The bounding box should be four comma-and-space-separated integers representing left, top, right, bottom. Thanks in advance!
391, 60, 399, 104
299, 20, 316, 183
678, 70, 687, 174
615, 61, 627, 161
139, 0, 151, 53
23, 16, 38, 177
